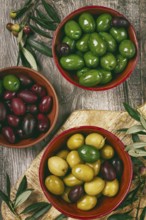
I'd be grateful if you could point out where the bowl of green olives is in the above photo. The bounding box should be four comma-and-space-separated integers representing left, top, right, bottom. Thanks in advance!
0, 66, 59, 148
53, 6, 138, 91
39, 126, 133, 219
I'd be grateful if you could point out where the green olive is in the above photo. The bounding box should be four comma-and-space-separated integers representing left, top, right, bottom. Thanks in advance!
79, 69, 103, 87
85, 133, 105, 149
56, 150, 69, 159
66, 150, 83, 168
84, 177, 105, 196
110, 27, 128, 43
76, 67, 89, 78
64, 20, 82, 40
99, 69, 112, 84
62, 36, 75, 51
48, 156, 68, 176
63, 173, 83, 187
60, 54, 85, 71
77, 195, 97, 211
100, 53, 117, 71
76, 34, 90, 52
102, 179, 119, 197
99, 32, 117, 53
87, 160, 101, 176
89, 32, 107, 56
61, 187, 71, 203
96, 13, 112, 32
45, 175, 65, 195
84, 51, 99, 68
72, 164, 94, 182
78, 12, 96, 33
101, 144, 115, 159
114, 54, 128, 74
119, 39, 136, 59
67, 133, 84, 150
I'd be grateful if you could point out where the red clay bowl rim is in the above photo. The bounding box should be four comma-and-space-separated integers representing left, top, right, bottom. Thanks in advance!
39, 126, 133, 219
0, 66, 59, 149
52, 5, 139, 91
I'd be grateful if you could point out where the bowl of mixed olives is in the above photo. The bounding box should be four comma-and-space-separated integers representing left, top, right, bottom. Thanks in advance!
39, 126, 133, 219
53, 6, 138, 91
0, 66, 59, 148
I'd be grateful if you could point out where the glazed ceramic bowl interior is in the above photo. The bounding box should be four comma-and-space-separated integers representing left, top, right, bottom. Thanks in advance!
52, 6, 138, 91
39, 126, 133, 219
0, 66, 59, 148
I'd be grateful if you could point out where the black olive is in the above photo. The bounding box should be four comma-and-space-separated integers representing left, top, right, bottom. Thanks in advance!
56, 43, 71, 56
111, 17, 129, 28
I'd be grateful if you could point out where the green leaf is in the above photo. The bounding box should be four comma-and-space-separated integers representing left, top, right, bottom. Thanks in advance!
15, 176, 27, 200
107, 213, 133, 220
21, 202, 50, 214
20, 49, 32, 68
126, 125, 144, 134
132, 134, 140, 142
27, 39, 52, 57
128, 149, 146, 157
6, 173, 11, 198
14, 189, 33, 208
55, 214, 68, 220
25, 204, 51, 220
117, 128, 128, 132
29, 24, 52, 38
140, 207, 146, 220
0, 190, 14, 214
140, 115, 146, 130
126, 142, 146, 150
42, 0, 60, 23
21, 46, 38, 71
35, 9, 53, 22
30, 15, 57, 30
123, 103, 140, 122
132, 157, 144, 166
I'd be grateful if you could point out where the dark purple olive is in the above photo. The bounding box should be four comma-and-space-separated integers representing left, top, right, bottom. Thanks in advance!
18, 74, 33, 87
37, 118, 50, 133
0, 102, 7, 121
11, 98, 26, 116
5, 101, 13, 112
2, 126, 16, 143
56, 43, 70, 56
3, 91, 16, 100
26, 104, 38, 114
39, 96, 52, 113
68, 186, 84, 203
100, 161, 116, 181
31, 84, 47, 97
111, 157, 123, 177
22, 114, 37, 137
111, 17, 129, 27
17, 90, 38, 104
16, 128, 26, 139
7, 114, 20, 127
37, 113, 47, 121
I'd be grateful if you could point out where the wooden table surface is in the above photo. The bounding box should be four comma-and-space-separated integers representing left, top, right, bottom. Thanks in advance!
0, 0, 146, 219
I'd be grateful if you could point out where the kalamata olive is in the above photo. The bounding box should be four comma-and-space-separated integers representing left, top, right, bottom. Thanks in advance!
56, 43, 71, 56
31, 84, 47, 97
3, 91, 16, 100
26, 104, 38, 114
18, 74, 33, 87
22, 114, 37, 137
100, 161, 116, 181
37, 113, 47, 121
7, 114, 20, 127
16, 128, 26, 139
37, 119, 50, 133
23, 25, 32, 35
111, 157, 123, 177
39, 96, 53, 113
17, 90, 38, 104
2, 126, 16, 143
0, 102, 7, 121
68, 185, 84, 203
11, 98, 26, 116
111, 17, 129, 28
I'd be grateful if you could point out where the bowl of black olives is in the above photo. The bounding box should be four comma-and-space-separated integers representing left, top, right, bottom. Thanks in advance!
0, 66, 59, 148
53, 6, 138, 91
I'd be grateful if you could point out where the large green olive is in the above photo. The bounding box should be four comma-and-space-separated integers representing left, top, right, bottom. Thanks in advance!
76, 67, 89, 78
77, 195, 97, 211
78, 145, 100, 163
45, 175, 65, 195
87, 160, 101, 176
84, 51, 99, 68
99, 32, 117, 52
78, 12, 96, 33
89, 33, 107, 56
85, 133, 105, 149
72, 164, 94, 182
99, 69, 112, 84
76, 34, 90, 52
67, 133, 84, 150
114, 54, 128, 74
102, 179, 119, 197
60, 55, 85, 71
62, 36, 75, 51
96, 13, 112, 32
100, 53, 117, 71
66, 150, 83, 168
56, 149, 69, 160
64, 20, 82, 40
79, 69, 103, 87
63, 173, 83, 187
119, 39, 136, 59
110, 27, 128, 42
84, 177, 105, 196
48, 156, 68, 176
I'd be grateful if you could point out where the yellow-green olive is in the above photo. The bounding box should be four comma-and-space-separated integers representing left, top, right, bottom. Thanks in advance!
84, 177, 105, 196
87, 160, 101, 176
67, 133, 84, 150
72, 164, 94, 182
56, 150, 69, 159
48, 156, 68, 177
85, 133, 105, 149
101, 145, 115, 159
45, 175, 65, 195
61, 187, 71, 203
66, 150, 83, 168
102, 179, 119, 197
63, 173, 83, 187
77, 195, 97, 211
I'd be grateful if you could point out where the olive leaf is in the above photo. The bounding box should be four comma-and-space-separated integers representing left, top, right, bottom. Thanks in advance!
55, 214, 68, 220
6, 173, 11, 199
140, 115, 146, 130
126, 125, 145, 134
15, 175, 27, 200
42, 0, 60, 23
29, 24, 52, 38
125, 142, 146, 151
25, 203, 51, 220
30, 15, 57, 30
35, 8, 53, 22
132, 133, 140, 142
0, 190, 15, 214
21, 202, 50, 214
140, 207, 146, 220
117, 128, 128, 132
14, 189, 33, 208
20, 46, 38, 70
128, 149, 146, 157
123, 102, 140, 122
107, 213, 133, 220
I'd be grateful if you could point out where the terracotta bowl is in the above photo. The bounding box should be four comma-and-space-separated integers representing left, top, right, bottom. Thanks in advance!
0, 66, 59, 148
52, 6, 138, 91
39, 126, 133, 219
